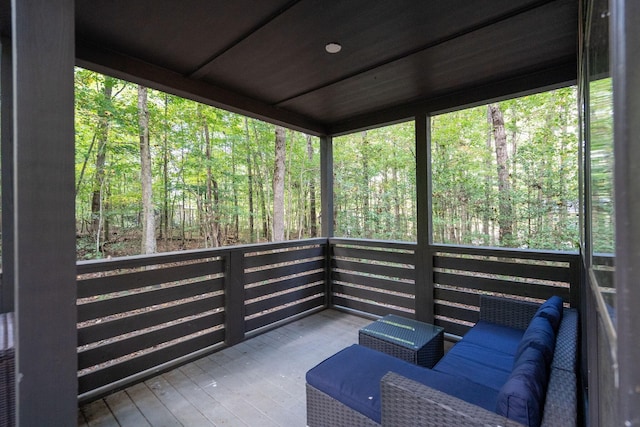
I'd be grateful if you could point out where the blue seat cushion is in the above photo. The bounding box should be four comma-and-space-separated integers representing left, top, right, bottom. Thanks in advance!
534, 296, 563, 332
433, 341, 514, 391
462, 320, 525, 355
496, 346, 548, 427
306, 344, 499, 423
515, 316, 556, 365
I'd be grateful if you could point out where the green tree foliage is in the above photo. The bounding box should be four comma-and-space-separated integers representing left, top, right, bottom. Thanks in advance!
589, 78, 615, 254
333, 123, 417, 241
74, 68, 580, 258
75, 69, 320, 259
431, 87, 579, 250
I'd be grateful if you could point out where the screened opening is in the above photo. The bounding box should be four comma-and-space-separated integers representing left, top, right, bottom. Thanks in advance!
74, 69, 320, 260
333, 122, 416, 241
431, 87, 579, 250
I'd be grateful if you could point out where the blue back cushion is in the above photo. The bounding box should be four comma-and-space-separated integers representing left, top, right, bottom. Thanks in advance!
534, 296, 563, 332
306, 344, 499, 423
496, 346, 548, 427
433, 341, 514, 391
515, 316, 556, 365
462, 320, 525, 355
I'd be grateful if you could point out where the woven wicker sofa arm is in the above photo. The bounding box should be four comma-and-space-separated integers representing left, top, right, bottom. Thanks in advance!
380, 372, 525, 427
479, 295, 540, 330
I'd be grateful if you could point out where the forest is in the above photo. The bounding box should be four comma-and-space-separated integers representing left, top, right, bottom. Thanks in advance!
70, 70, 582, 259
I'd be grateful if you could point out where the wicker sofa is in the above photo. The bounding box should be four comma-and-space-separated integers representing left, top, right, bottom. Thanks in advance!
306, 296, 578, 427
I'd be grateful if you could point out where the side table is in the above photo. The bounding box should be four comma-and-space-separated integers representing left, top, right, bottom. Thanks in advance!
359, 314, 444, 368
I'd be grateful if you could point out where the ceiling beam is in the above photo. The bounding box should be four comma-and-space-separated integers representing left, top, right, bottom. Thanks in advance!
327, 58, 577, 136
76, 41, 328, 136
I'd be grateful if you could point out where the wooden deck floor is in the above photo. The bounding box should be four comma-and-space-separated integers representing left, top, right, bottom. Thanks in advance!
78, 309, 371, 427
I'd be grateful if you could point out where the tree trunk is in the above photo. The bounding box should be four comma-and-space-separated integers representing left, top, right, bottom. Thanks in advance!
286, 130, 293, 240
273, 125, 286, 241
306, 134, 317, 237
231, 136, 239, 243
483, 108, 493, 245
138, 85, 156, 254
244, 118, 256, 242
162, 93, 170, 243
255, 150, 269, 240
489, 104, 513, 246
200, 107, 220, 247
360, 131, 371, 238
90, 77, 115, 253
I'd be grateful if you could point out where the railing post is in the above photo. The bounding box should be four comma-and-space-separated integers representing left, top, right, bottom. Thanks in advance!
225, 249, 245, 346
324, 239, 333, 309
569, 255, 581, 308
415, 113, 434, 322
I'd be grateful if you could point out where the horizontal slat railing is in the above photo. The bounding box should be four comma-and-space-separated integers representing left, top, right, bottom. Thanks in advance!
432, 244, 579, 336
77, 249, 227, 398
326, 239, 579, 338
329, 238, 416, 318
73, 237, 579, 401
76, 238, 328, 401
244, 239, 327, 333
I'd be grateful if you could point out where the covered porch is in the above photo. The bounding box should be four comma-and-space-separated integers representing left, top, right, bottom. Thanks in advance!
0, 0, 638, 426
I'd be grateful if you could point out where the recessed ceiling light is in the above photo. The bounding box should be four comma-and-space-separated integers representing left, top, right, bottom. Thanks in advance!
325, 42, 342, 54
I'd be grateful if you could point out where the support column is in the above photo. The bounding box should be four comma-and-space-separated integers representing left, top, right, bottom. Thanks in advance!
320, 135, 334, 238
612, 0, 640, 422
415, 114, 434, 322
1, 38, 14, 313
320, 135, 334, 308
12, 0, 77, 425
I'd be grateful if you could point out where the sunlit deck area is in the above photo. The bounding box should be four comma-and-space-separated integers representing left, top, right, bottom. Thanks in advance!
78, 310, 370, 427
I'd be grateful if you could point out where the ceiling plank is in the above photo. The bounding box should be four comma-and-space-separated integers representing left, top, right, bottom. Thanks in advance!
188, 0, 304, 79
274, 0, 558, 105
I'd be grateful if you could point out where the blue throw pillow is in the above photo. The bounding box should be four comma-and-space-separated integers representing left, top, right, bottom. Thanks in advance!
534, 296, 563, 332
515, 316, 556, 365
496, 347, 548, 427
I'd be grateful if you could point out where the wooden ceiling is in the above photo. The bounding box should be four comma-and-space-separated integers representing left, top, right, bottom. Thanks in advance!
4, 0, 578, 135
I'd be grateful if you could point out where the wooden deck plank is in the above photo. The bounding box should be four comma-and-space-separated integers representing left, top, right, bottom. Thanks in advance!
125, 382, 181, 426
187, 359, 279, 427
82, 399, 118, 427
164, 368, 243, 427
104, 390, 151, 427
145, 376, 214, 427
79, 309, 371, 426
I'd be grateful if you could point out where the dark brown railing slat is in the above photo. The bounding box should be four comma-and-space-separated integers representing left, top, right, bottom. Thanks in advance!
78, 294, 224, 346
245, 271, 324, 300
78, 330, 224, 395
78, 260, 224, 298
79, 312, 224, 370
78, 278, 222, 323
244, 245, 324, 269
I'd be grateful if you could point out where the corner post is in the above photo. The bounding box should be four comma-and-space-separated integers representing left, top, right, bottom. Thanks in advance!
415, 114, 434, 322
12, 0, 77, 424
320, 135, 334, 307
1, 38, 14, 313
612, 0, 640, 421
